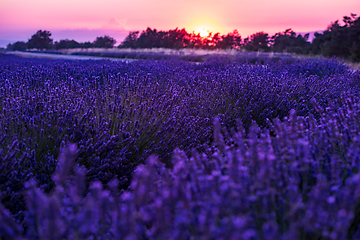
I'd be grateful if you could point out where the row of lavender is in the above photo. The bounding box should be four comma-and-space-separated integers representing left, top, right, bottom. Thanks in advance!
3, 97, 360, 239
0, 54, 360, 238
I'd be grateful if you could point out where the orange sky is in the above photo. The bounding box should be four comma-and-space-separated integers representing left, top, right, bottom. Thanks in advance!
0, 0, 359, 47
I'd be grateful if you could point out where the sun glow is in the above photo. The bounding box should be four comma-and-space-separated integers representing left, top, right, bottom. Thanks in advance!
199, 28, 209, 37
187, 15, 224, 38
192, 24, 214, 37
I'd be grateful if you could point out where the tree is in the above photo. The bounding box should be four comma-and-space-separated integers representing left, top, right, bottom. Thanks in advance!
79, 42, 94, 49
136, 28, 160, 48
188, 32, 203, 49
119, 31, 139, 48
243, 32, 270, 51
232, 30, 242, 49
322, 21, 350, 58
271, 29, 295, 52
93, 36, 116, 48
54, 39, 80, 50
6, 41, 27, 51
216, 30, 242, 49
163, 28, 189, 49
310, 14, 360, 61
27, 30, 53, 50
271, 29, 311, 54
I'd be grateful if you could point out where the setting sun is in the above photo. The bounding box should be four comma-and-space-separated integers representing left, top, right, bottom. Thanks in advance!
193, 24, 214, 37
199, 28, 209, 37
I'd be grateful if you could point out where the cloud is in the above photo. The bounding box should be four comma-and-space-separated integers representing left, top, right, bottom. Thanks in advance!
101, 17, 128, 30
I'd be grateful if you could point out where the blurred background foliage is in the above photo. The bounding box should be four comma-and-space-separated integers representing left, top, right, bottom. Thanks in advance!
6, 13, 360, 62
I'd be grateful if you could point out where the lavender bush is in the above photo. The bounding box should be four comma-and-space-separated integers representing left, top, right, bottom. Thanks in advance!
1, 53, 360, 238
2, 95, 360, 239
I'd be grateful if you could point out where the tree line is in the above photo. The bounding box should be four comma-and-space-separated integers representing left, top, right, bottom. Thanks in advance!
6, 31, 117, 51
6, 13, 360, 61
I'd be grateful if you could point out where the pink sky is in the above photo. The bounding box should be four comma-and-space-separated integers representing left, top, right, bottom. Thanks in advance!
0, 0, 359, 47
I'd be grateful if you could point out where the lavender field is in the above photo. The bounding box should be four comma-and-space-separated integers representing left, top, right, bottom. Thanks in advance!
1, 53, 360, 239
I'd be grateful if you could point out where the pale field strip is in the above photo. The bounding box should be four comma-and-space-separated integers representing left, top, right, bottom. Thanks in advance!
5, 51, 134, 62
4, 48, 360, 70
59, 47, 293, 57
